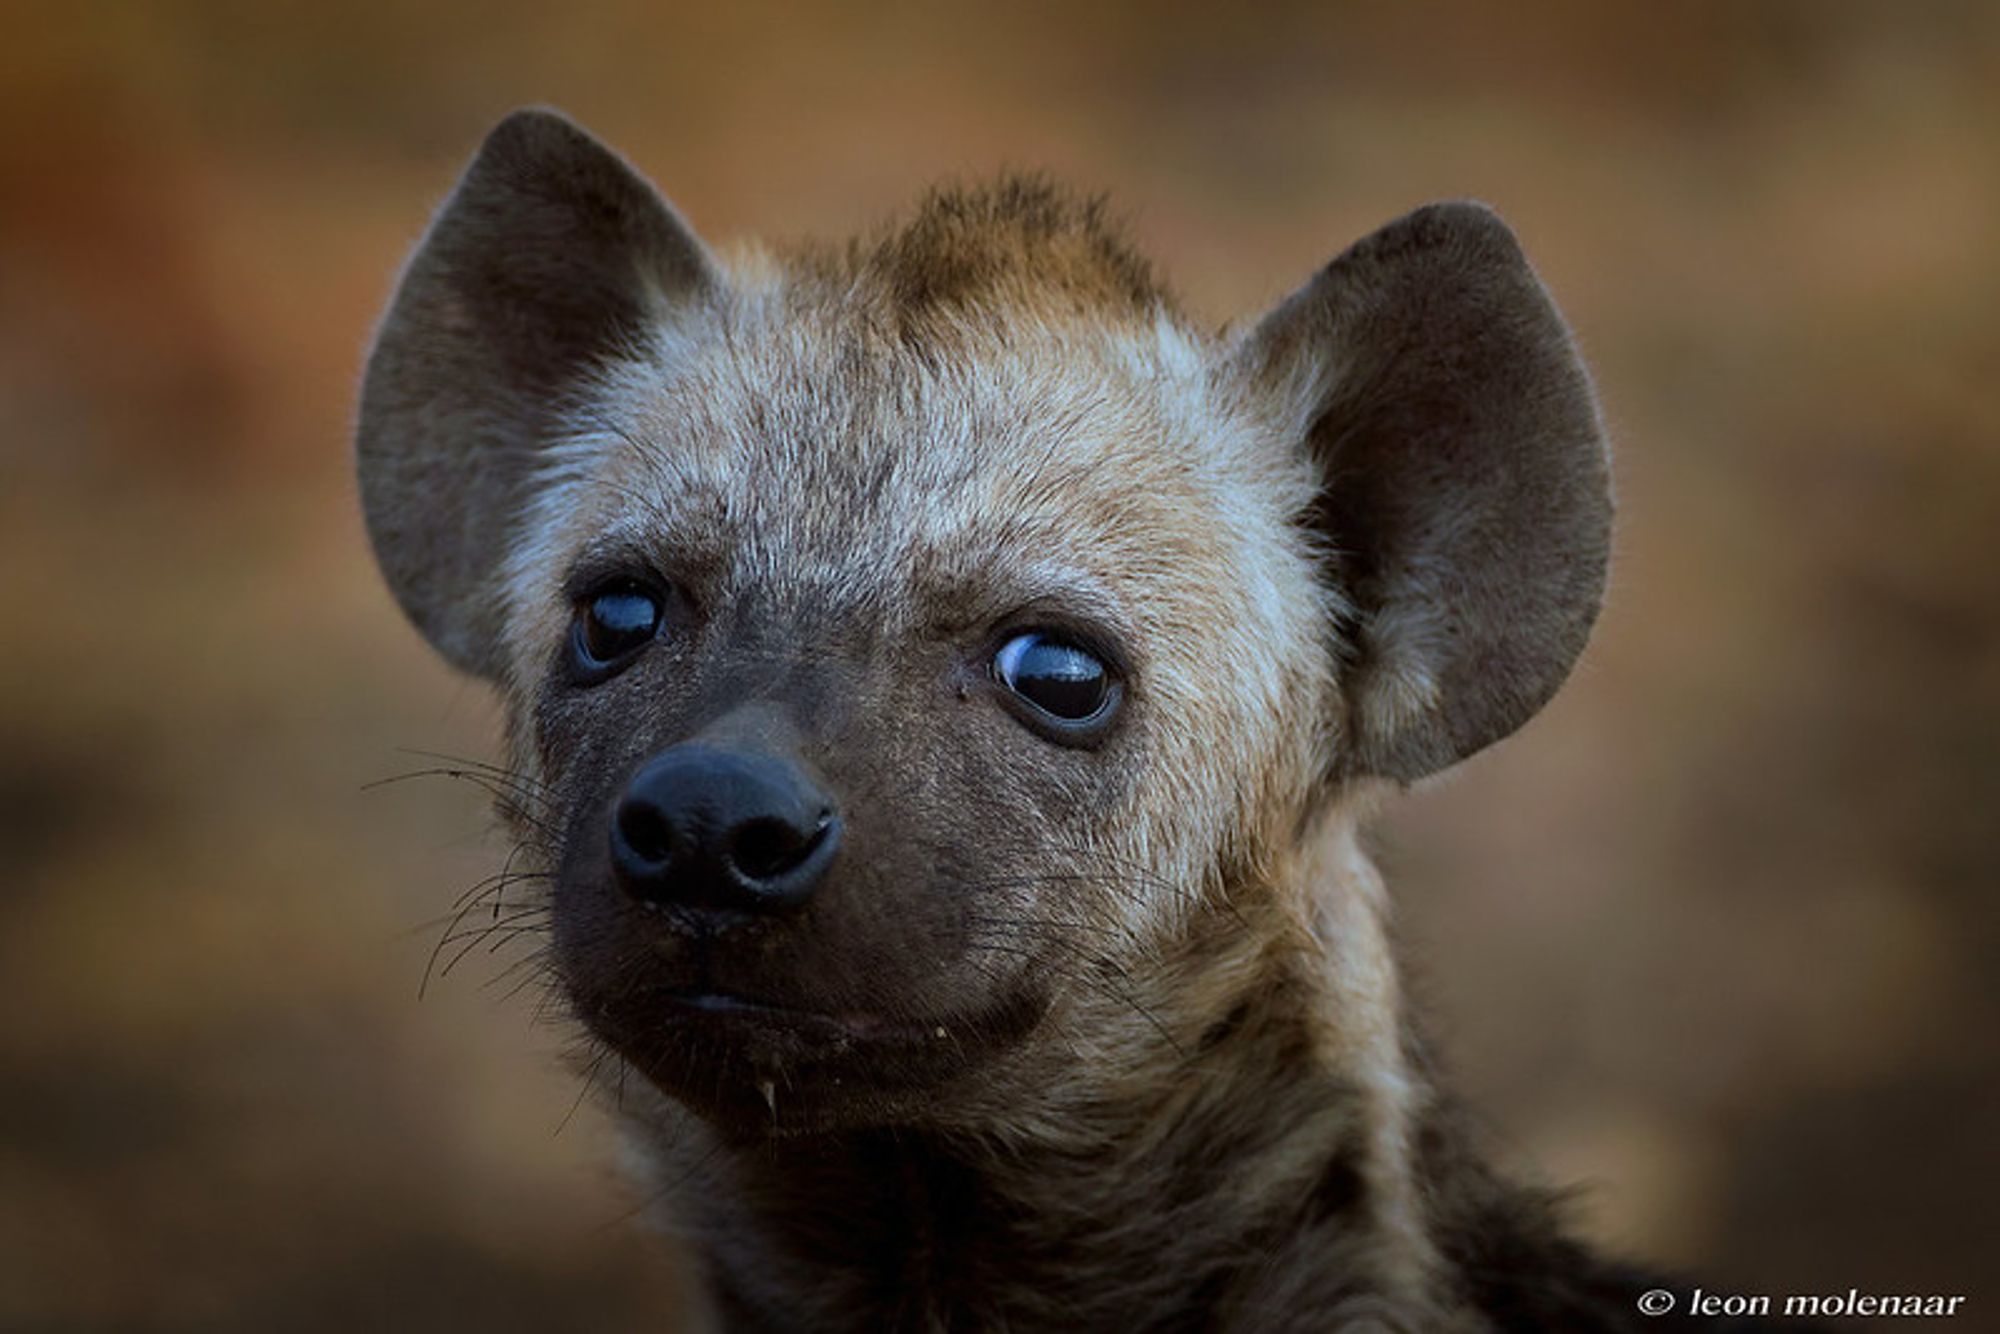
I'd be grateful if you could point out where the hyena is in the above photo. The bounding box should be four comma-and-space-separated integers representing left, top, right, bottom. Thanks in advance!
358, 110, 1805, 1332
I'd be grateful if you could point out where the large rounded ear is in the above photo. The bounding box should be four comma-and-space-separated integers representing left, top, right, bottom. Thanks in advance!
357, 108, 719, 679
1233, 203, 1612, 782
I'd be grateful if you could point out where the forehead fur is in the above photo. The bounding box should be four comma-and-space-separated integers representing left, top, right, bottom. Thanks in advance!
511, 178, 1313, 631
795, 175, 1173, 343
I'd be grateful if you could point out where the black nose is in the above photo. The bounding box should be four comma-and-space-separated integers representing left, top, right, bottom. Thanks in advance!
610, 746, 839, 916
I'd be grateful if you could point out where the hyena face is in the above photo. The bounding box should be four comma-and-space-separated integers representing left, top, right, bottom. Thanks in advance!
359, 111, 1608, 1139
496, 310, 1333, 1131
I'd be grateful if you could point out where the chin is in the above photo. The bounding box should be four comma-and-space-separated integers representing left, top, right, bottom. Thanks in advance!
566, 962, 1051, 1138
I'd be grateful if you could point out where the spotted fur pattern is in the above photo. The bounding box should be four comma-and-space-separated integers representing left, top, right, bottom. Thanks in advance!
357, 110, 1813, 1332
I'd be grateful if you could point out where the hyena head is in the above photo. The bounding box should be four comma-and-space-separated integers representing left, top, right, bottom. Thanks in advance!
358, 110, 1609, 1139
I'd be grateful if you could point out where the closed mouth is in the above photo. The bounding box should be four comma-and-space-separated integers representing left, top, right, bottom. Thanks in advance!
657, 990, 930, 1046
596, 987, 994, 1126
563, 944, 1053, 1129
592, 981, 1044, 1099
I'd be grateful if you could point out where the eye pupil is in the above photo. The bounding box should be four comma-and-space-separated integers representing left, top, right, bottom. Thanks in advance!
577, 586, 663, 667
994, 633, 1112, 724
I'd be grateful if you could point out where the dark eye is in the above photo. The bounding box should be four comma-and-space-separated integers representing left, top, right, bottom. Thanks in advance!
993, 632, 1118, 732
570, 583, 664, 676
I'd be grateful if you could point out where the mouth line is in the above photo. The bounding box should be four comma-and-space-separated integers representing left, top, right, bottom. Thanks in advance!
576, 977, 1054, 1126
657, 990, 945, 1045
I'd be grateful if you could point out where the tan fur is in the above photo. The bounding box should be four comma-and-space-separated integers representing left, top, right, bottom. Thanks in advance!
485, 198, 1448, 1326
355, 112, 1717, 1332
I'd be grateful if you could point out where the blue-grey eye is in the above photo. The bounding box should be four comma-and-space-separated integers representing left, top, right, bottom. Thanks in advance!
993, 632, 1115, 725
574, 584, 663, 670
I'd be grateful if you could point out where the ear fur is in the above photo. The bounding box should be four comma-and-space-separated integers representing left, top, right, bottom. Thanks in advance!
356, 108, 718, 678
1235, 202, 1612, 782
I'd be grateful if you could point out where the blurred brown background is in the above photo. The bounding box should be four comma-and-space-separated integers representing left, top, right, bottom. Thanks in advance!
2, 2, 1995, 1330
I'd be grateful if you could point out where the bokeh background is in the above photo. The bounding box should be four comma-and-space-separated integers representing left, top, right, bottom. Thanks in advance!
3, 3, 1995, 1330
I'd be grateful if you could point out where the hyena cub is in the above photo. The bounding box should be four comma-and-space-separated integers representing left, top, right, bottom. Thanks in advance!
358, 110, 1771, 1332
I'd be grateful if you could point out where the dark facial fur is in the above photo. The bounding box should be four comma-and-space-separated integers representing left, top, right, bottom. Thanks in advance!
355, 110, 1796, 1332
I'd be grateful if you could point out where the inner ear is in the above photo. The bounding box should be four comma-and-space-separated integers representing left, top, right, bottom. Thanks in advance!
357, 108, 719, 679
1233, 202, 1612, 783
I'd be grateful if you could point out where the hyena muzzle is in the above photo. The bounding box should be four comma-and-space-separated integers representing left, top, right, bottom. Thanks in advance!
357, 109, 1811, 1333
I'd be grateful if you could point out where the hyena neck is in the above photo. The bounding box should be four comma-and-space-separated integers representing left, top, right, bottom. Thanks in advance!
636, 819, 1479, 1331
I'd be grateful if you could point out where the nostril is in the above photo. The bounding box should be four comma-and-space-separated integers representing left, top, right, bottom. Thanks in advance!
616, 800, 678, 868
729, 812, 831, 881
